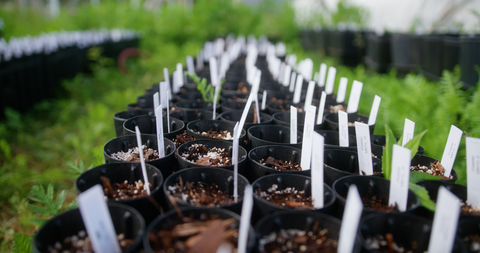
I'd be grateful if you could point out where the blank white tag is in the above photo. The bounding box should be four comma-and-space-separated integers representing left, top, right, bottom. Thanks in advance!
155, 107, 165, 158
338, 111, 349, 147
367, 95, 381, 126
441, 125, 463, 177
466, 137, 480, 207
172, 70, 179, 94
153, 92, 159, 113
304, 81, 316, 111
346, 80, 363, 113
388, 144, 411, 211
289, 72, 297, 93
134, 126, 151, 195
355, 122, 373, 175
237, 94, 255, 139
261, 91, 267, 110
210, 57, 219, 87
316, 92, 327, 125
338, 185, 363, 253
233, 122, 240, 202
325, 66, 336, 94
336, 77, 348, 103
302, 58, 313, 81
213, 85, 220, 120
166, 93, 171, 133
293, 75, 304, 104
300, 105, 317, 171
220, 53, 230, 79
318, 63, 327, 87
186, 56, 195, 74
402, 118, 415, 146
176, 63, 184, 87
311, 132, 325, 209
313, 72, 319, 85
254, 95, 261, 124
278, 62, 285, 83
196, 51, 203, 70
163, 68, 172, 100
237, 185, 253, 253
283, 65, 292, 87
290, 106, 297, 144
78, 185, 121, 253
160, 82, 168, 109
428, 186, 461, 253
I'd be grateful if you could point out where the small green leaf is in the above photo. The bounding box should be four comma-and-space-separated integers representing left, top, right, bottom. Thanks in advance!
27, 218, 48, 226
27, 205, 48, 215
12, 233, 32, 253
381, 124, 396, 180
55, 190, 66, 212
409, 183, 436, 211
409, 171, 442, 184
67, 199, 78, 210
404, 129, 428, 160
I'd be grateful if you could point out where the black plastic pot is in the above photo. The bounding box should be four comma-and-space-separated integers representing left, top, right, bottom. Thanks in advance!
247, 124, 303, 151
266, 99, 326, 115
114, 110, 153, 137
457, 216, 480, 253
143, 207, 255, 253
272, 111, 324, 132
175, 139, 250, 180
361, 212, 465, 253
220, 92, 249, 102
186, 119, 247, 146
103, 134, 176, 178
324, 112, 374, 136
169, 109, 217, 124
423, 34, 444, 80
173, 101, 218, 113
255, 210, 363, 253
460, 35, 480, 89
331, 29, 365, 67
443, 34, 460, 73
76, 163, 164, 224
410, 34, 425, 71
365, 32, 391, 73
318, 130, 385, 158
34, 202, 145, 253
411, 154, 458, 183
163, 167, 249, 214
324, 149, 383, 187
390, 33, 414, 73
415, 180, 468, 220
123, 115, 185, 140
371, 134, 425, 155
219, 110, 273, 132
172, 91, 203, 103
333, 175, 420, 217
252, 174, 336, 223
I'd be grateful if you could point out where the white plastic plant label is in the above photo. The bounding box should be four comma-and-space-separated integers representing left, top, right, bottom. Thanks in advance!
209, 57, 219, 87
318, 63, 327, 87
278, 62, 285, 83
325, 66, 336, 94
338, 110, 349, 147
261, 91, 267, 111
220, 53, 230, 79
316, 91, 327, 125
388, 144, 411, 212
237, 185, 253, 253
196, 50, 203, 70
213, 85, 220, 120
283, 65, 292, 87
176, 63, 184, 87
293, 75, 304, 104
186, 56, 195, 74
302, 58, 313, 81
134, 126, 151, 195
237, 69, 260, 139
428, 186, 461, 253
153, 92, 160, 113
290, 106, 297, 144
172, 70, 179, 94
77, 185, 121, 253
338, 185, 363, 253
166, 93, 171, 133
466, 137, 480, 207
346, 80, 363, 113
289, 72, 297, 93
232, 122, 240, 202
304, 81, 316, 111
163, 68, 172, 100
336, 77, 348, 103
367, 95, 381, 126
355, 122, 373, 175
300, 105, 317, 171
311, 132, 325, 209
160, 81, 169, 109
155, 107, 165, 158
402, 118, 415, 147
440, 125, 463, 177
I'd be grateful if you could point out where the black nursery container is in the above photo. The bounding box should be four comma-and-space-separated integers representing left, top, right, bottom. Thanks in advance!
457, 217, 480, 253
460, 34, 480, 89
371, 134, 425, 155
255, 210, 363, 253
123, 114, 185, 140
219, 110, 273, 132
173, 101, 218, 114
163, 167, 249, 214
411, 154, 458, 183
186, 119, 247, 146
169, 109, 217, 124
76, 163, 164, 224
34, 202, 145, 253
365, 32, 391, 73
333, 175, 420, 218
443, 34, 460, 73
103, 134, 176, 178
114, 109, 152, 137
324, 149, 383, 187
324, 112, 374, 136
143, 207, 255, 253
248, 125, 303, 150
423, 34, 444, 80
390, 33, 414, 73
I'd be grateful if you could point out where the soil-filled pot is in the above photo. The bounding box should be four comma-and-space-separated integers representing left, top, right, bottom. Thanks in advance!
175, 139, 250, 180
324, 149, 383, 187
457, 217, 480, 253
169, 109, 217, 124
172, 101, 218, 114
219, 110, 273, 132
248, 145, 310, 180
76, 163, 164, 224
371, 134, 425, 155
248, 125, 303, 150
163, 167, 249, 214
390, 33, 414, 72
415, 180, 474, 220
360, 212, 466, 253
252, 174, 336, 224
123, 115, 185, 140
411, 154, 458, 183
114, 110, 153, 137
103, 134, 176, 178
460, 35, 480, 89
272, 111, 322, 132
333, 175, 420, 217
34, 202, 145, 253
255, 210, 363, 253
143, 207, 255, 253
267, 99, 339, 116
186, 119, 247, 146
324, 112, 374, 136
220, 100, 250, 113
365, 32, 391, 73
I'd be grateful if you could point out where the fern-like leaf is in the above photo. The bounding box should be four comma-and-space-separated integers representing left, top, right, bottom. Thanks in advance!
12, 233, 32, 253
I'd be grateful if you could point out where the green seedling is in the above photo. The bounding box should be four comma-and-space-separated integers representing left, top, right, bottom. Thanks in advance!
185, 72, 224, 103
